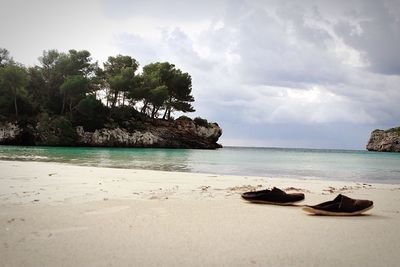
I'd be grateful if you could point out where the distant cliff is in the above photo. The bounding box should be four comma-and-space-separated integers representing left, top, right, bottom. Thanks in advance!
0, 118, 222, 149
366, 127, 400, 152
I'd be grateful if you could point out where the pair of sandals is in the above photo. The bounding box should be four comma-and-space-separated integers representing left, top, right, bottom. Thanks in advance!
241, 187, 374, 216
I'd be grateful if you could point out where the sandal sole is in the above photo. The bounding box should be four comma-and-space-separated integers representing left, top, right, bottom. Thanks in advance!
302, 205, 373, 216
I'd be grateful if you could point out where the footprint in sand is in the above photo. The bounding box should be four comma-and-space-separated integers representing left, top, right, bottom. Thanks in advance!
31, 226, 88, 239
85, 205, 130, 215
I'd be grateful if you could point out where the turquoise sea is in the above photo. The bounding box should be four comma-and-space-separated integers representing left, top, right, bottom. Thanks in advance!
1, 145, 400, 184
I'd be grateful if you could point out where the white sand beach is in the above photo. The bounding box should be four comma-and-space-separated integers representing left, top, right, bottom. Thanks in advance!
1, 160, 399, 266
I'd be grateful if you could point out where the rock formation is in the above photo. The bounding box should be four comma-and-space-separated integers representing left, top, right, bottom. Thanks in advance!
0, 123, 22, 144
366, 128, 400, 152
0, 118, 222, 149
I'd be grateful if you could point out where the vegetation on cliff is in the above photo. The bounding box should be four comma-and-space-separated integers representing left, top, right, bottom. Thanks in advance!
0, 48, 219, 147
385, 127, 400, 134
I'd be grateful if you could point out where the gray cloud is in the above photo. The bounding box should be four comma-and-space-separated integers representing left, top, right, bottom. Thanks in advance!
101, 0, 227, 21
114, 34, 159, 65
333, 0, 400, 75
224, 5, 347, 86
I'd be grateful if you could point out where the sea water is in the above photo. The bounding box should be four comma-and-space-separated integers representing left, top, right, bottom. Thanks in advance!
1, 145, 400, 183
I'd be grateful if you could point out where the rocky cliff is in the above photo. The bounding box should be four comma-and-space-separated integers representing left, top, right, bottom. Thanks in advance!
0, 119, 222, 149
0, 123, 22, 144
366, 128, 400, 152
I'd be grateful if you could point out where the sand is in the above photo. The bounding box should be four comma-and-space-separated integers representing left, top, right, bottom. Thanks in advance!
0, 160, 399, 266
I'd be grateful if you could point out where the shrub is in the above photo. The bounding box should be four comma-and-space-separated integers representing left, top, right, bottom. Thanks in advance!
386, 127, 400, 133
75, 95, 107, 131
35, 114, 77, 145
125, 120, 146, 132
177, 115, 192, 121
194, 117, 210, 128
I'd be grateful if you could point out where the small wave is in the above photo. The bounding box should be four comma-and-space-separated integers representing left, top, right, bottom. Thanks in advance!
0, 155, 49, 161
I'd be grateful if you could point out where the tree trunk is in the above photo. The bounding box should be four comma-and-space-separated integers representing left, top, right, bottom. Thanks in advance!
112, 91, 118, 108
162, 108, 168, 120
14, 91, 18, 119
141, 101, 148, 113
106, 89, 109, 107
61, 93, 66, 114
163, 97, 172, 120
154, 107, 160, 118
163, 106, 171, 120
167, 108, 171, 120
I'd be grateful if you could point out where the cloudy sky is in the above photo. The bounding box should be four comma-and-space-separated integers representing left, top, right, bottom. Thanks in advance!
1, 0, 399, 149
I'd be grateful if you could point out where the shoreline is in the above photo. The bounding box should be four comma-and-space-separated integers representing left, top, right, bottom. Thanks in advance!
1, 160, 400, 266
2, 144, 400, 184
1, 157, 399, 186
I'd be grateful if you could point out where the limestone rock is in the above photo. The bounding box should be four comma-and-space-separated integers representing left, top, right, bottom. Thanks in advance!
0, 123, 21, 144
75, 119, 222, 149
0, 118, 222, 149
366, 129, 400, 152
76, 126, 161, 147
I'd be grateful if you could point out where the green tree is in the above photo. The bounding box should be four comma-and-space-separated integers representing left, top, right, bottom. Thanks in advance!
0, 64, 30, 119
103, 55, 139, 108
35, 114, 78, 146
26, 66, 47, 114
139, 63, 162, 115
0, 47, 200, 137
168, 70, 195, 116
140, 62, 195, 119
148, 85, 169, 118
35, 49, 98, 115
59, 75, 89, 114
0, 48, 13, 67
75, 95, 107, 131
62, 50, 97, 77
